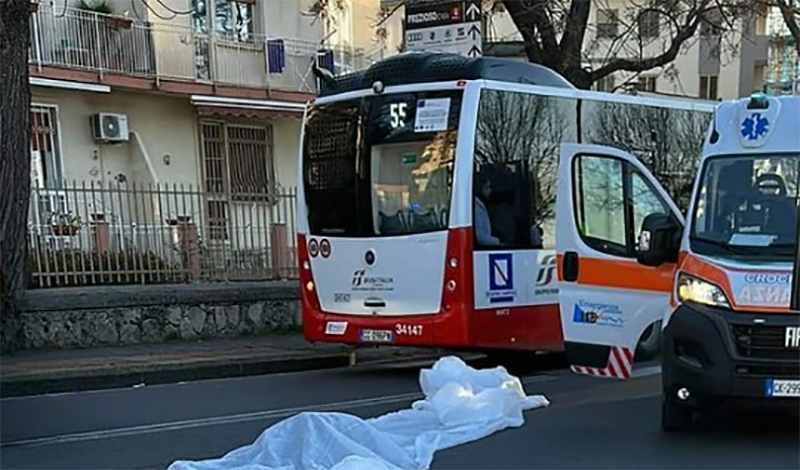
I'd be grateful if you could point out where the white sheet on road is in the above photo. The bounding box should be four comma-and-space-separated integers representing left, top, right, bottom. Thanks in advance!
167, 356, 550, 470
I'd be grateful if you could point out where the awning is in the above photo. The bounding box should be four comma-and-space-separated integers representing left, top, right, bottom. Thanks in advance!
30, 77, 111, 93
190, 95, 307, 120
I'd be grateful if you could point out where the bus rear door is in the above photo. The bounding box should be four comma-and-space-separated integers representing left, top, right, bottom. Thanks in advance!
555, 143, 685, 378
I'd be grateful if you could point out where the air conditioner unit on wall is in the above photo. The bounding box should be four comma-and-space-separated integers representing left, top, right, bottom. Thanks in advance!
91, 112, 129, 142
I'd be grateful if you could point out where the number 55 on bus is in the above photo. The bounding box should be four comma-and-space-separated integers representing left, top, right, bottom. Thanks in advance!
295, 52, 716, 361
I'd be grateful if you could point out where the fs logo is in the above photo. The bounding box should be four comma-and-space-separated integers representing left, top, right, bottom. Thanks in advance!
535, 254, 557, 286
352, 270, 366, 287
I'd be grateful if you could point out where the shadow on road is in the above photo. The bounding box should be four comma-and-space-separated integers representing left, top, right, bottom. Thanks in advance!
344, 350, 569, 381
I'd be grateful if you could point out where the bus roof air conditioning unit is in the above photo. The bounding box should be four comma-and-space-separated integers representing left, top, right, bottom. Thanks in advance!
91, 112, 129, 142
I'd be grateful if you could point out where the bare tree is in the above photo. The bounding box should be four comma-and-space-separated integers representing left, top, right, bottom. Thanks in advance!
475, 90, 571, 222
346, 0, 800, 90
500, 0, 758, 89
767, 0, 800, 53
1, 0, 32, 352
583, 100, 711, 211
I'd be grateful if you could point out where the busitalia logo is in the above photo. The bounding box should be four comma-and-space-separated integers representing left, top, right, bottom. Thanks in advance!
351, 270, 394, 291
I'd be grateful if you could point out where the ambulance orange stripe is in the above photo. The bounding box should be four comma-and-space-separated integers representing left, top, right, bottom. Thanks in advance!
679, 252, 793, 314
556, 254, 675, 292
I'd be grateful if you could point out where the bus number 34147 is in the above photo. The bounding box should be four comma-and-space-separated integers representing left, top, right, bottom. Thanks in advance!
396, 324, 423, 336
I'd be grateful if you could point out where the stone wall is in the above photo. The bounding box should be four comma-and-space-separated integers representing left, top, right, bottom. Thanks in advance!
4, 282, 301, 351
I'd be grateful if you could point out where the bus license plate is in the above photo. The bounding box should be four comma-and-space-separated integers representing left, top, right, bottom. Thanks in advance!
766, 379, 800, 397
360, 329, 394, 343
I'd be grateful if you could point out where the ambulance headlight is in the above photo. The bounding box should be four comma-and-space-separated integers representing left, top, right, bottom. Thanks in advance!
677, 273, 731, 309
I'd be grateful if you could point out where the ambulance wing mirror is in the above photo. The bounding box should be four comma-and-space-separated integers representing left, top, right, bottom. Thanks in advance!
636, 213, 681, 267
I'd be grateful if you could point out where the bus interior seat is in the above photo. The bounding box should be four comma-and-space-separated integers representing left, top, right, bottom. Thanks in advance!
379, 210, 407, 235
756, 173, 796, 240
409, 209, 440, 232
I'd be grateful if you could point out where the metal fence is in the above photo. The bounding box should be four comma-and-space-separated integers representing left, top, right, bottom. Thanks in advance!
28, 3, 376, 94
27, 182, 299, 289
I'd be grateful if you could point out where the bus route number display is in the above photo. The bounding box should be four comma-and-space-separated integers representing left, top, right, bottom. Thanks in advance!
387, 98, 451, 133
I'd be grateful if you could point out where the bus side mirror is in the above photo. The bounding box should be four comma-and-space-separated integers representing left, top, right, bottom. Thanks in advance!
637, 213, 681, 267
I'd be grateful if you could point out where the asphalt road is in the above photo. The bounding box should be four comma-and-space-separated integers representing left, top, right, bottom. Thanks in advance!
1, 356, 798, 470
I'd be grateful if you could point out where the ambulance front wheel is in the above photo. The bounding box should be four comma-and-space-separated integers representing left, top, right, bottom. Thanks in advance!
635, 320, 662, 361
661, 393, 694, 432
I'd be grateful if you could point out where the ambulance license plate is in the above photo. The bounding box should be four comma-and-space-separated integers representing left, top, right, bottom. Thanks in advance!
765, 379, 800, 397
360, 329, 394, 343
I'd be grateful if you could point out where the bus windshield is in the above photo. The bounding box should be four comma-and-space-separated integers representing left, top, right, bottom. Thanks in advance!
690, 153, 799, 261
302, 89, 462, 238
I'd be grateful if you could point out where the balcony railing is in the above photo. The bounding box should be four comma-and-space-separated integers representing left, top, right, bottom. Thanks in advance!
29, 3, 374, 95
27, 181, 299, 289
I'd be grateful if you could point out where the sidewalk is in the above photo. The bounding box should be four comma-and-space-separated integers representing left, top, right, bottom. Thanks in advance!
0, 335, 445, 398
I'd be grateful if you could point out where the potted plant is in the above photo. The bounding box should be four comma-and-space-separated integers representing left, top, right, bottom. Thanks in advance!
76, 0, 132, 30
50, 211, 83, 237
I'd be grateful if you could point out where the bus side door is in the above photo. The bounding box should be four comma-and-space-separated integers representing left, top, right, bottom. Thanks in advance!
555, 143, 685, 379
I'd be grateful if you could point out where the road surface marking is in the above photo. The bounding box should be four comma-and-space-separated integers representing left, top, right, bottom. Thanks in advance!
1, 375, 557, 449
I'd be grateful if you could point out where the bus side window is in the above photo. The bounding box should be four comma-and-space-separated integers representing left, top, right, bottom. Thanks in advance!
473, 168, 504, 248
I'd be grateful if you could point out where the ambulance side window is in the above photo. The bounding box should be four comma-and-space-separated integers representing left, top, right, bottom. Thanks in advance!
575, 154, 673, 258
575, 155, 627, 256
631, 170, 671, 236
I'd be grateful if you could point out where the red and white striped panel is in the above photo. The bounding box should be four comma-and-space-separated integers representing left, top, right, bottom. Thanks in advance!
569, 346, 634, 379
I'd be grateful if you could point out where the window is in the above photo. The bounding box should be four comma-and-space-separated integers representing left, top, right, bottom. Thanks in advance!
370, 135, 455, 236
594, 75, 616, 92
635, 75, 657, 92
473, 89, 579, 249
597, 9, 619, 39
192, 0, 255, 42
699, 75, 719, 100
575, 155, 627, 255
638, 10, 660, 38
691, 154, 799, 261
701, 9, 723, 37
302, 90, 464, 238
30, 105, 67, 231
632, 170, 670, 237
201, 121, 274, 240
575, 154, 675, 258
30, 105, 63, 189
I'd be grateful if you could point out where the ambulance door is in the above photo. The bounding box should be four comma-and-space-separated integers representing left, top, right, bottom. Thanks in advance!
556, 143, 684, 379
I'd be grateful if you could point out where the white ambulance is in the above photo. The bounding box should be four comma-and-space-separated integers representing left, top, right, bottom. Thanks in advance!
555, 92, 800, 431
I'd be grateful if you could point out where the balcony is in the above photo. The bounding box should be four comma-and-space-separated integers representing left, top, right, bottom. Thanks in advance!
28, 4, 373, 96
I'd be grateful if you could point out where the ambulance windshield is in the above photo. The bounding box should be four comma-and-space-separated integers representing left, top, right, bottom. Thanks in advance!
690, 153, 799, 261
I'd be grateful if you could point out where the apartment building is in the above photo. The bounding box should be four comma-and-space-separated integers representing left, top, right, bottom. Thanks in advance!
27, 0, 387, 287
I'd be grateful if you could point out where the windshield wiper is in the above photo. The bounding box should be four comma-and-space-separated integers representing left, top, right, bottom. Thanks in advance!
689, 236, 763, 254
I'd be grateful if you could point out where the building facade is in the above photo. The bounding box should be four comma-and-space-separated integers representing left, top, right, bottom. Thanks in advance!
27, 0, 388, 288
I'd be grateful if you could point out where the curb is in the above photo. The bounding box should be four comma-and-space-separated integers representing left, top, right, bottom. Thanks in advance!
0, 353, 352, 399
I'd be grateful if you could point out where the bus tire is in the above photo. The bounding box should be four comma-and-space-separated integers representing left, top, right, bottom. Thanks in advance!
635, 320, 662, 361
661, 393, 694, 433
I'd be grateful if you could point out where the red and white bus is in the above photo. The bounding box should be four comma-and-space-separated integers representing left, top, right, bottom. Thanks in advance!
295, 52, 716, 358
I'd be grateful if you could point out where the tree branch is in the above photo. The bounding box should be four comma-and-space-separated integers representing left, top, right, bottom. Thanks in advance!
589, 1, 710, 82
558, 0, 591, 70
776, 0, 800, 53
